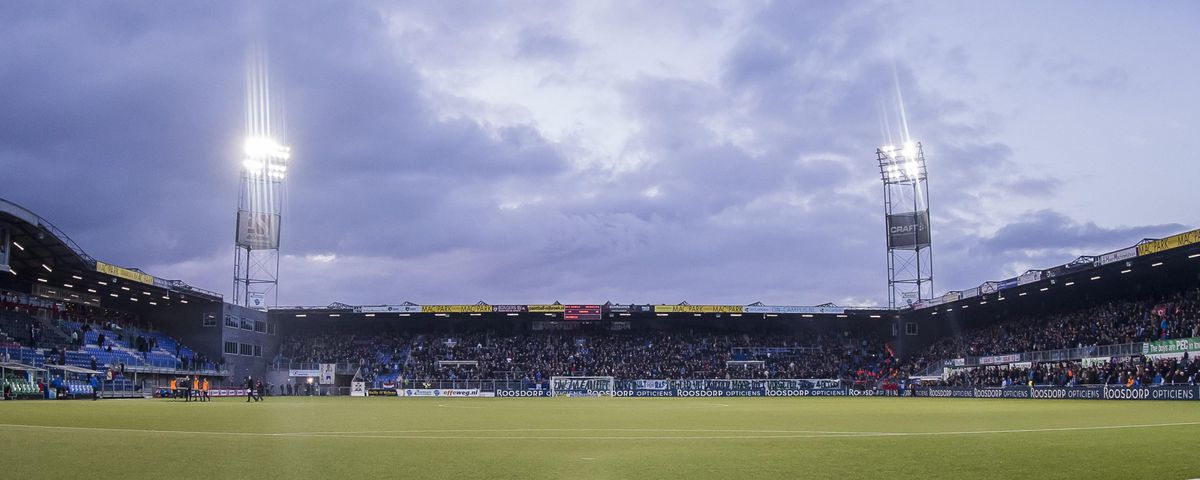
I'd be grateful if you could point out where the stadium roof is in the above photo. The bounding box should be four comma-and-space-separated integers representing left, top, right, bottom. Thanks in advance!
0, 197, 221, 303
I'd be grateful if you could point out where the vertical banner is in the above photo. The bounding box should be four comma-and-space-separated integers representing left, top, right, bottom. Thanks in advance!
0, 226, 9, 273
319, 363, 336, 385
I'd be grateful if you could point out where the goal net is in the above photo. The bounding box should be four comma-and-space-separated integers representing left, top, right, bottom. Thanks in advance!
550, 376, 615, 397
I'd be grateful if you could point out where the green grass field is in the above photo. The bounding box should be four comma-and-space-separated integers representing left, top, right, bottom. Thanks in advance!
2, 397, 1198, 479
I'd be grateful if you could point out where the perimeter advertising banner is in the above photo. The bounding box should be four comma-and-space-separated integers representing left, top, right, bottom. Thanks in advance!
886, 211, 931, 249
95, 260, 156, 286
655, 305, 744, 314
1137, 229, 1200, 256
1017, 271, 1043, 286
744, 306, 846, 315
606, 304, 654, 314
422, 305, 493, 313
235, 210, 281, 250
918, 386, 1198, 401
397, 388, 481, 397
1096, 247, 1137, 266
528, 304, 566, 313
491, 305, 527, 313
1143, 337, 1200, 356
355, 305, 422, 314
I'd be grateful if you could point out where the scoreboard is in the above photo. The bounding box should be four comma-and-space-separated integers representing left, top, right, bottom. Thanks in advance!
563, 305, 602, 321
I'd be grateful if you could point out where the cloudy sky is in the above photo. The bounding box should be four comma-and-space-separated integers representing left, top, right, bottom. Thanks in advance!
2, 1, 1197, 307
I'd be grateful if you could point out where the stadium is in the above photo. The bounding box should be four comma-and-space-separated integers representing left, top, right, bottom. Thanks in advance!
4, 3, 1200, 480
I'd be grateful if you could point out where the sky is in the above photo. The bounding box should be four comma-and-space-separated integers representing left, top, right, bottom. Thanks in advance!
1, 1, 1197, 307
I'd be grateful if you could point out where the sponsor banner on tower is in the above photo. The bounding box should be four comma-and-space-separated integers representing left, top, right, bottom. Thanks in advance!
1137, 229, 1200, 256
744, 306, 846, 315
527, 304, 566, 313
886, 211, 932, 249
235, 210, 281, 250
422, 304, 493, 313
980, 282, 999, 294
997, 278, 1018, 290
655, 305, 744, 314
491, 304, 527, 313
961, 287, 981, 299
95, 261, 156, 286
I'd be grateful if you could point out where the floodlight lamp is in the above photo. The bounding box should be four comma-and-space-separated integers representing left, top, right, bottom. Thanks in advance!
243, 137, 291, 160
900, 141, 917, 159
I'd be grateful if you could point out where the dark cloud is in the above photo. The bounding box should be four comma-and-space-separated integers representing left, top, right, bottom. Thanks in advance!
0, 1, 1187, 307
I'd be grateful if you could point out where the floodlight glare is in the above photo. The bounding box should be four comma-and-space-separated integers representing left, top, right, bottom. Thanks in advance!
244, 137, 290, 160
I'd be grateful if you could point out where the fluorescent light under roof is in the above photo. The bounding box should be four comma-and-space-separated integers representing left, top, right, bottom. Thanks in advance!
1151, 262, 1163, 267
41, 264, 52, 272
365, 314, 375, 317
97, 281, 107, 286
36, 278, 47, 283
1120, 269, 1132, 274
72, 275, 83, 280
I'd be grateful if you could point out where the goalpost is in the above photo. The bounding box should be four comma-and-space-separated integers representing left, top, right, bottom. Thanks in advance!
549, 376, 615, 397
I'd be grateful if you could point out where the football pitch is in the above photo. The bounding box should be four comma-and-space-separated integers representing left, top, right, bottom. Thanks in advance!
2, 397, 1198, 479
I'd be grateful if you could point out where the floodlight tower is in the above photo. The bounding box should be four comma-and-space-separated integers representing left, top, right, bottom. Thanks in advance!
232, 53, 289, 309
877, 141, 933, 309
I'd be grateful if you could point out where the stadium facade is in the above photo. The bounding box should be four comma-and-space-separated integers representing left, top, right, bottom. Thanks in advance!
3, 196, 1200, 398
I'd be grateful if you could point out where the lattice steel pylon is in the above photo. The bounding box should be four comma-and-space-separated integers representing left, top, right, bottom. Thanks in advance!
877, 142, 933, 309
232, 50, 289, 310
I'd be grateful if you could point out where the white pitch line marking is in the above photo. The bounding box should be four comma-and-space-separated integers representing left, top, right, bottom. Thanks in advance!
1, 421, 1198, 440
